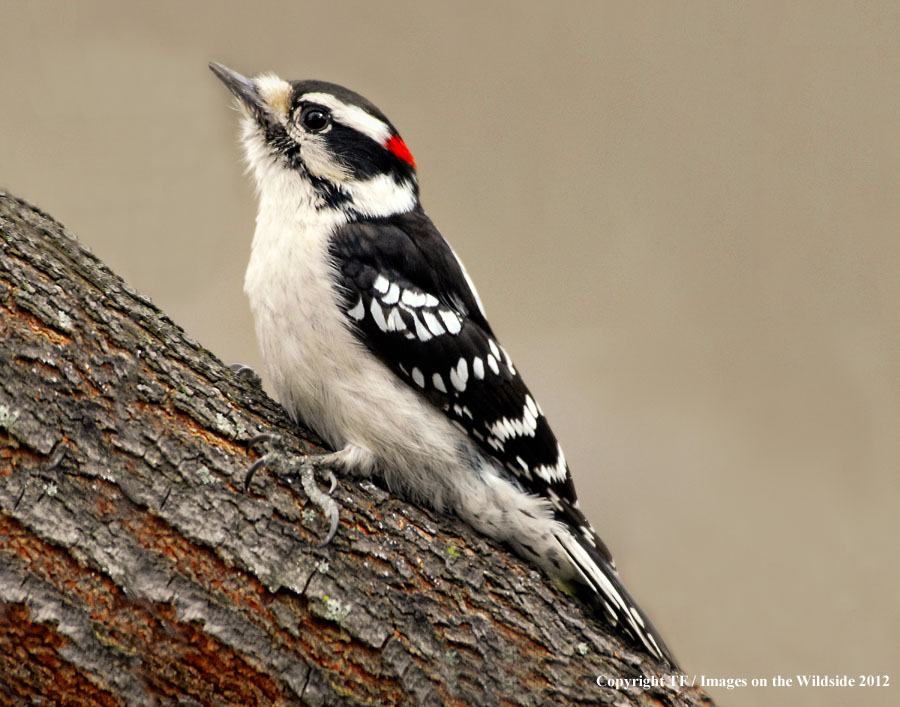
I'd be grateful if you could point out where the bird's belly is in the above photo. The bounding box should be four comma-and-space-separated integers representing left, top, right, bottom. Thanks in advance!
244, 225, 461, 479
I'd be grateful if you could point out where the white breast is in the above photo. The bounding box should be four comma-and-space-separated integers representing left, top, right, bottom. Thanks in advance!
244, 166, 347, 441
243, 163, 452, 472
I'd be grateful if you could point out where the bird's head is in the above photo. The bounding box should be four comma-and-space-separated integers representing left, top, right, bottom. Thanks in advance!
210, 63, 418, 219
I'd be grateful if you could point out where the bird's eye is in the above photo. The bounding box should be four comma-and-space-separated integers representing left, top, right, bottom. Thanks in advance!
300, 106, 331, 132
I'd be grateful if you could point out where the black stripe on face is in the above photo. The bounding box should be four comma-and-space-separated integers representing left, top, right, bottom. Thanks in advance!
322, 122, 409, 181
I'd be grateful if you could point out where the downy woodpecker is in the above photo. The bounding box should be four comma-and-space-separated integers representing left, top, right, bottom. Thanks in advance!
211, 62, 677, 668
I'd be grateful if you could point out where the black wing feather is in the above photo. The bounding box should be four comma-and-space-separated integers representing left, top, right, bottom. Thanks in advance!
328, 208, 608, 558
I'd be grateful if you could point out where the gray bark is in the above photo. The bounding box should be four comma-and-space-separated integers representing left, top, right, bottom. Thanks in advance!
0, 191, 712, 706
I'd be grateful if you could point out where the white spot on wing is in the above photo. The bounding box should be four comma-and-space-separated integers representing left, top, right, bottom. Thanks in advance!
432, 373, 447, 393
373, 275, 390, 294
525, 395, 539, 419
411, 367, 425, 388
422, 310, 445, 336
386, 308, 406, 331
438, 309, 462, 334
410, 311, 432, 341
347, 297, 365, 321
473, 357, 485, 379
401, 290, 426, 307
534, 443, 568, 484
449, 358, 468, 392
370, 300, 388, 331
487, 354, 500, 375
382, 282, 400, 304
489, 398, 539, 443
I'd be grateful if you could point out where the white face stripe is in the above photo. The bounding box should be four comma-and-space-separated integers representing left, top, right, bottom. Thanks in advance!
297, 132, 352, 182
346, 173, 416, 218
300, 92, 392, 144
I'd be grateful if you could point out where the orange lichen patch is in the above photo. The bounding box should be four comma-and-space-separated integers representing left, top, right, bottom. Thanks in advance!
0, 604, 121, 707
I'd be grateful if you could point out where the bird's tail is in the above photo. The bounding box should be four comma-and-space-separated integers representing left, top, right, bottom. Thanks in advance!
557, 530, 680, 670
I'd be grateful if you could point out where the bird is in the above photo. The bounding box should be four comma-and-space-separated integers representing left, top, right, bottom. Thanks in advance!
210, 62, 678, 669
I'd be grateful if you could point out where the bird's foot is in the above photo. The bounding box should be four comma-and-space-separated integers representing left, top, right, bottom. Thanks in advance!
246, 433, 341, 545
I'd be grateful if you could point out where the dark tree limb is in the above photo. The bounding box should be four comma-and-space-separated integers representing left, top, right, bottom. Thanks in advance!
0, 191, 711, 706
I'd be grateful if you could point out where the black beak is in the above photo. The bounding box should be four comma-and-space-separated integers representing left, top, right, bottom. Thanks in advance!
209, 62, 265, 114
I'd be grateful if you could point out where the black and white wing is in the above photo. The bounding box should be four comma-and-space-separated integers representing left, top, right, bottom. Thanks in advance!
329, 209, 588, 527
328, 207, 677, 667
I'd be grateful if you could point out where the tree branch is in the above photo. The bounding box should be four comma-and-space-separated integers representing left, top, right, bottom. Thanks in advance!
0, 191, 711, 706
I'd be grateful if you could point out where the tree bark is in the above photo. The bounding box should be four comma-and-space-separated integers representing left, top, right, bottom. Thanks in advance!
0, 191, 711, 706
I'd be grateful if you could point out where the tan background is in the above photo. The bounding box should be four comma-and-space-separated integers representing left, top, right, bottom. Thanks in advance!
2, 2, 898, 704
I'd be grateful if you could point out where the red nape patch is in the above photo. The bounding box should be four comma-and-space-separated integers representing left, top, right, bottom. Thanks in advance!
385, 134, 416, 168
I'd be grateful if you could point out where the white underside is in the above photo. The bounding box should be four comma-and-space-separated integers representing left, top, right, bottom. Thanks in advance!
241, 130, 574, 576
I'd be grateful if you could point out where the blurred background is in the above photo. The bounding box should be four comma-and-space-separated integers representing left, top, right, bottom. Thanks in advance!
2, 2, 898, 704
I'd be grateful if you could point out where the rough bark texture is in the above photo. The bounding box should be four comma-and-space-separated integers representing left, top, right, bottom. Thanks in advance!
0, 191, 712, 706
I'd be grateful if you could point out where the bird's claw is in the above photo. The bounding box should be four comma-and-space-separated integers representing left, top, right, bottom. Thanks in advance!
298, 462, 340, 545
245, 434, 341, 545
